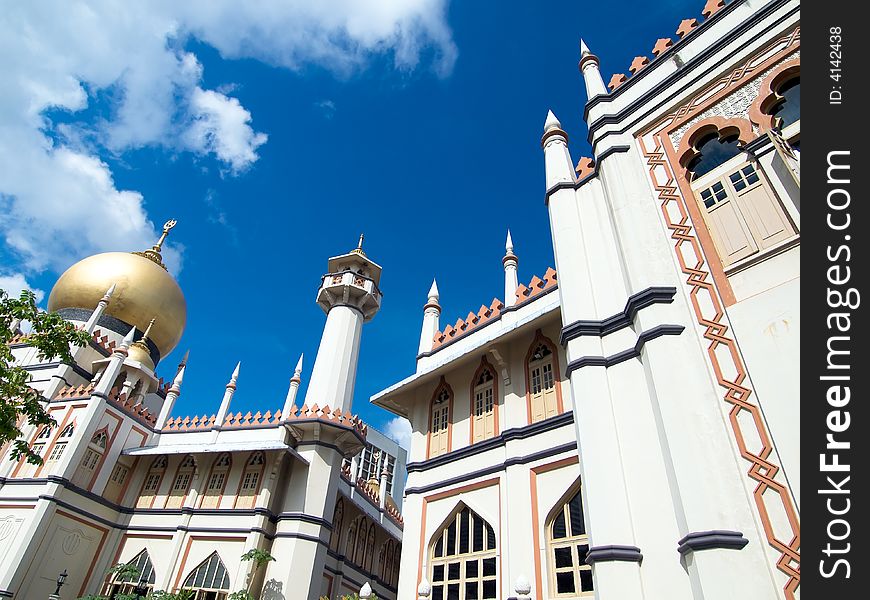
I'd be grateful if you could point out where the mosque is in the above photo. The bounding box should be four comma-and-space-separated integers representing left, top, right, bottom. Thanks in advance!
1, 0, 799, 599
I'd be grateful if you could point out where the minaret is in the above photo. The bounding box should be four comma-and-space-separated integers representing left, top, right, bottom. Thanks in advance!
83, 283, 116, 334
542, 111, 575, 189
214, 361, 240, 429
578, 39, 608, 100
417, 279, 440, 356
93, 327, 136, 398
282, 354, 304, 417
304, 237, 383, 413
503, 231, 519, 307
156, 363, 185, 430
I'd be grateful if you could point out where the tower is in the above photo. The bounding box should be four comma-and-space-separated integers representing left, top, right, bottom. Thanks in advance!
417, 279, 441, 358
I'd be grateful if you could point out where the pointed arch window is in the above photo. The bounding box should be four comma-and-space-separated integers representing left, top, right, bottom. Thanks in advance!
236, 451, 264, 509
60, 423, 75, 438
364, 522, 377, 572
430, 506, 497, 600
428, 379, 453, 459
380, 540, 395, 584
526, 332, 562, 424
354, 519, 369, 566
166, 454, 195, 509
138, 455, 167, 508
102, 549, 156, 597
182, 552, 230, 600
470, 359, 497, 444
200, 453, 231, 509
547, 487, 593, 597
73, 427, 109, 488
329, 498, 344, 552
345, 517, 359, 559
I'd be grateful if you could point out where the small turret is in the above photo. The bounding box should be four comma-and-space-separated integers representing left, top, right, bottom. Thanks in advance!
503, 231, 519, 307
578, 39, 608, 100
418, 279, 441, 356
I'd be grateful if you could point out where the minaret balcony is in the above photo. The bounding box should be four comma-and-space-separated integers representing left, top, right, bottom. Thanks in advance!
316, 270, 383, 321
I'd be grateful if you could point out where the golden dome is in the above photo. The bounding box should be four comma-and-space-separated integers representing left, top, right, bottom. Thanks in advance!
47, 226, 186, 362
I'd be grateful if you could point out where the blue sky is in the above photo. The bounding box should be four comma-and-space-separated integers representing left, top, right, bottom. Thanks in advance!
1, 0, 702, 445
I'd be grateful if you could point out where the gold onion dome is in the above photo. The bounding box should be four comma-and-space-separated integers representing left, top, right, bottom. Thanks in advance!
47, 220, 187, 363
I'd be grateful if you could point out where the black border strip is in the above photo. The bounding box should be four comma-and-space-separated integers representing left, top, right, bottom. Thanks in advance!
585, 545, 643, 564
677, 530, 749, 554
325, 550, 399, 595
560, 286, 677, 344
544, 145, 632, 203
404, 441, 577, 496
565, 324, 685, 375
406, 411, 574, 472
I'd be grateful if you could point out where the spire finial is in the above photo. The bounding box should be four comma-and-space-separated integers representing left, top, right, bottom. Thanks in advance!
580, 38, 591, 56
428, 278, 439, 301
294, 354, 304, 377
141, 317, 156, 342
179, 349, 190, 370
155, 219, 177, 252
121, 327, 137, 350
544, 110, 562, 133
351, 233, 367, 256
133, 219, 176, 270
506, 229, 514, 253
103, 283, 117, 301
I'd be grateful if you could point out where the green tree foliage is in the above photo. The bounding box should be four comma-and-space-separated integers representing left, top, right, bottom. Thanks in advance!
1, 288, 91, 464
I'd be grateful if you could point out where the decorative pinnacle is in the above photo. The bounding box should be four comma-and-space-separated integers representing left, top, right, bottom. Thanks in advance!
178, 349, 190, 370
170, 364, 186, 394
544, 110, 562, 132
351, 233, 366, 256
227, 361, 241, 388
293, 354, 304, 379
101, 283, 117, 303
133, 219, 176, 270
580, 38, 592, 56
506, 230, 514, 253
119, 327, 137, 352
428, 279, 439, 301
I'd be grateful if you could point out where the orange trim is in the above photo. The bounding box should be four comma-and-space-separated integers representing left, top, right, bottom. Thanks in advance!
524, 330, 564, 424
55, 509, 109, 597
232, 452, 266, 509
24, 404, 82, 478
416, 477, 501, 592
173, 535, 243, 591
136, 456, 167, 509
469, 356, 499, 445
675, 116, 755, 173
530, 457, 579, 597
163, 454, 196, 509
426, 377, 454, 459
748, 59, 800, 131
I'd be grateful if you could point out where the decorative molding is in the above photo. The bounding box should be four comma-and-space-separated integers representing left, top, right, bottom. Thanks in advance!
545, 146, 632, 201
677, 530, 749, 554
564, 325, 685, 376
560, 286, 677, 344
584, 545, 643, 565
405, 441, 577, 496
408, 411, 574, 472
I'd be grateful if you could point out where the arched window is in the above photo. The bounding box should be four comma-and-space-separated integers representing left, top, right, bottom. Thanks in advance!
526, 332, 562, 424
355, 519, 369, 566
428, 379, 453, 459
137, 456, 167, 508
30, 426, 53, 461
105, 459, 132, 504
391, 543, 401, 588
547, 488, 593, 597
380, 540, 394, 583
768, 76, 800, 129
200, 453, 231, 509
470, 359, 497, 444
329, 498, 345, 552
430, 506, 497, 600
102, 549, 156, 597
345, 518, 359, 559
236, 451, 264, 509
73, 427, 109, 488
166, 454, 196, 509
682, 121, 798, 268
364, 523, 377, 572
182, 552, 230, 600
59, 423, 75, 438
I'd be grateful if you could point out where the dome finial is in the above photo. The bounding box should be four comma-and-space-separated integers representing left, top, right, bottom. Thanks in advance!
351, 233, 367, 256
133, 219, 177, 270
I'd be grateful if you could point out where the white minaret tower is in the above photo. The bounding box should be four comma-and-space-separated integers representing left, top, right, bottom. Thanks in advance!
83, 283, 116, 334
578, 39, 608, 100
503, 230, 519, 307
282, 354, 304, 417
304, 236, 383, 413
156, 363, 185, 430
543, 111, 575, 189
417, 279, 441, 357
214, 361, 240, 429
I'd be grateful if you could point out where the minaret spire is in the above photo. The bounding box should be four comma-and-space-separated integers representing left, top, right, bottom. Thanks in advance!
282, 354, 304, 418
214, 361, 240, 429
156, 363, 185, 430
578, 38, 608, 100
542, 110, 576, 188
92, 327, 136, 398
83, 283, 116, 334
418, 278, 441, 358
503, 230, 519, 307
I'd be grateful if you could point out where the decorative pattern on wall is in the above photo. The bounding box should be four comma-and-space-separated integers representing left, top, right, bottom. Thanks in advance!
636, 28, 801, 597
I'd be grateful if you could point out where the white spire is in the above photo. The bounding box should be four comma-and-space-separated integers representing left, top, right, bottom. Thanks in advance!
578, 37, 608, 100
544, 109, 562, 133
503, 229, 519, 307
120, 327, 136, 351
156, 364, 185, 429
92, 326, 136, 398
282, 354, 304, 418
359, 582, 373, 599
84, 282, 117, 334
418, 278, 442, 358
214, 361, 240, 430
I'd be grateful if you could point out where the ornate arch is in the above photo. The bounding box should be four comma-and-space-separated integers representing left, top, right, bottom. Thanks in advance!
182, 551, 230, 592
676, 116, 755, 172
329, 497, 345, 551
748, 58, 800, 131
469, 356, 499, 443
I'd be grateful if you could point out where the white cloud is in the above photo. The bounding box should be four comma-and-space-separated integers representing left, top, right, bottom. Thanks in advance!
384, 416, 412, 452
0, 0, 455, 278
0, 272, 46, 304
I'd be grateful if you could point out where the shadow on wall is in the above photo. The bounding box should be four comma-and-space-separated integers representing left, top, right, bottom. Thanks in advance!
262, 578, 285, 600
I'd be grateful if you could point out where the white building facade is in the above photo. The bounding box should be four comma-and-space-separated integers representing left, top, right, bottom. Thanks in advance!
0, 235, 407, 600
373, 0, 800, 599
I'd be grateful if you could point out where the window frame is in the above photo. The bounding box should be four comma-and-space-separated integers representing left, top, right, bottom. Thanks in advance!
524, 330, 563, 424
429, 505, 498, 600
546, 486, 594, 598
469, 358, 498, 444
427, 377, 454, 459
